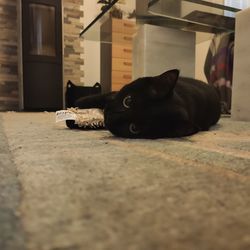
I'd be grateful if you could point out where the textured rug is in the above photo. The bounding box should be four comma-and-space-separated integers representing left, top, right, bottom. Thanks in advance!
0, 112, 250, 250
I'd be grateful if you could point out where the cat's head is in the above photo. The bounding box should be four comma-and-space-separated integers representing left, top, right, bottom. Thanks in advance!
104, 69, 186, 138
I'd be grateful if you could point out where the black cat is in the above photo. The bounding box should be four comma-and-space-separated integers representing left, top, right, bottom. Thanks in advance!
66, 80, 101, 108
74, 69, 221, 138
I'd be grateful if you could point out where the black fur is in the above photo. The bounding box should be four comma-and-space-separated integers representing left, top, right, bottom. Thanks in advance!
75, 69, 221, 138
65, 80, 101, 108
65, 80, 102, 129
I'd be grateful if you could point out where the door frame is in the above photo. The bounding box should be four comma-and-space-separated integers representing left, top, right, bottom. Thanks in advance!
17, 0, 64, 110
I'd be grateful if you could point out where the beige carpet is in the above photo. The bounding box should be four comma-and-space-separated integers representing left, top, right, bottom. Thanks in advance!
0, 112, 250, 250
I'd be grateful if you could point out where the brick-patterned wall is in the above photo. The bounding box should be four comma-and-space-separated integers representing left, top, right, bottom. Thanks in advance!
63, 0, 84, 86
0, 0, 84, 111
0, 0, 19, 111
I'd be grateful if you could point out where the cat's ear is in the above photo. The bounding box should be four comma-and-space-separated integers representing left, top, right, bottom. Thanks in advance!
148, 69, 179, 99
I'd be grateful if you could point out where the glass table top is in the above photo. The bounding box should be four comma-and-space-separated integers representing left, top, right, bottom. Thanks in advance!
79, 0, 245, 42
147, 0, 239, 32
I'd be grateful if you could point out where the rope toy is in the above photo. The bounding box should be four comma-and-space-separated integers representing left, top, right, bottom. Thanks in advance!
56, 108, 105, 129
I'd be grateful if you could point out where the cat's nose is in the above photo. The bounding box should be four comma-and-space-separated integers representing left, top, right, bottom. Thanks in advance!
103, 110, 111, 127
104, 110, 121, 130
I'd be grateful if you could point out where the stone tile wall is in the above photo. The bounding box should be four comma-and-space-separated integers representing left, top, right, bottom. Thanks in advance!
0, 0, 19, 110
0, 0, 84, 110
63, 0, 84, 86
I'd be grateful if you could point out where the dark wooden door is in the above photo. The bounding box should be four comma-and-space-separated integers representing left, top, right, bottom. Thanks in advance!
22, 0, 62, 110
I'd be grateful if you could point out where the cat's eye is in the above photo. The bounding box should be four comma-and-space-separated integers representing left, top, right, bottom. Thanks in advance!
123, 95, 132, 108
129, 123, 140, 134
